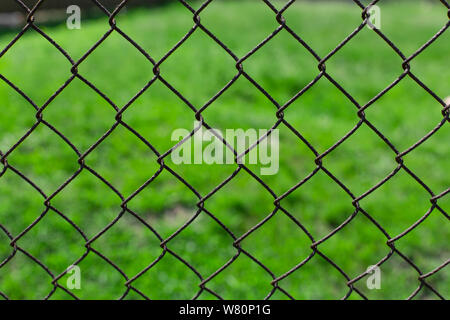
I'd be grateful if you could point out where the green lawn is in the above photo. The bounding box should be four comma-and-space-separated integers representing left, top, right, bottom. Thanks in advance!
0, 0, 449, 300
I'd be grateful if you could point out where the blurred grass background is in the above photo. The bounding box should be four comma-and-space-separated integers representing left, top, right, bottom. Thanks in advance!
0, 0, 449, 299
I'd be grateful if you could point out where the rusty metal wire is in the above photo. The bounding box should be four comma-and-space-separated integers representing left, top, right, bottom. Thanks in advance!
0, 0, 449, 300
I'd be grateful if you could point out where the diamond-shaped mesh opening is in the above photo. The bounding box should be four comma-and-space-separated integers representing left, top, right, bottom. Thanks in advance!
125, 169, 199, 227
0, 79, 36, 152
364, 77, 446, 151
359, 169, 432, 236
5, 124, 80, 194
48, 169, 123, 238
393, 210, 449, 273
0, 250, 55, 300
130, 251, 202, 299
166, 213, 237, 277
14, 210, 87, 274
280, 169, 356, 239
86, 213, 163, 276
0, 167, 48, 235
77, 32, 153, 107
283, 77, 361, 152
242, 28, 319, 104
239, 211, 312, 276
317, 212, 389, 279
201, 76, 278, 131
0, 28, 72, 105
282, 1, 363, 56
199, 0, 281, 57
83, 124, 161, 196
371, 1, 449, 57
59, 251, 128, 300
201, 169, 276, 235
401, 123, 450, 192
158, 27, 238, 107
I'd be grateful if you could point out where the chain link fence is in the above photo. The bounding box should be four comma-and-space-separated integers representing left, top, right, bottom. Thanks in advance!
0, 0, 449, 300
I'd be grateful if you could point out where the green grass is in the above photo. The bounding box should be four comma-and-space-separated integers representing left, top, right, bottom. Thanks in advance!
0, 0, 449, 300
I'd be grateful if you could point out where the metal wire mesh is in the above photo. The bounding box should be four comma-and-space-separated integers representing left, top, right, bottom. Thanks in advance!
0, 0, 449, 300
